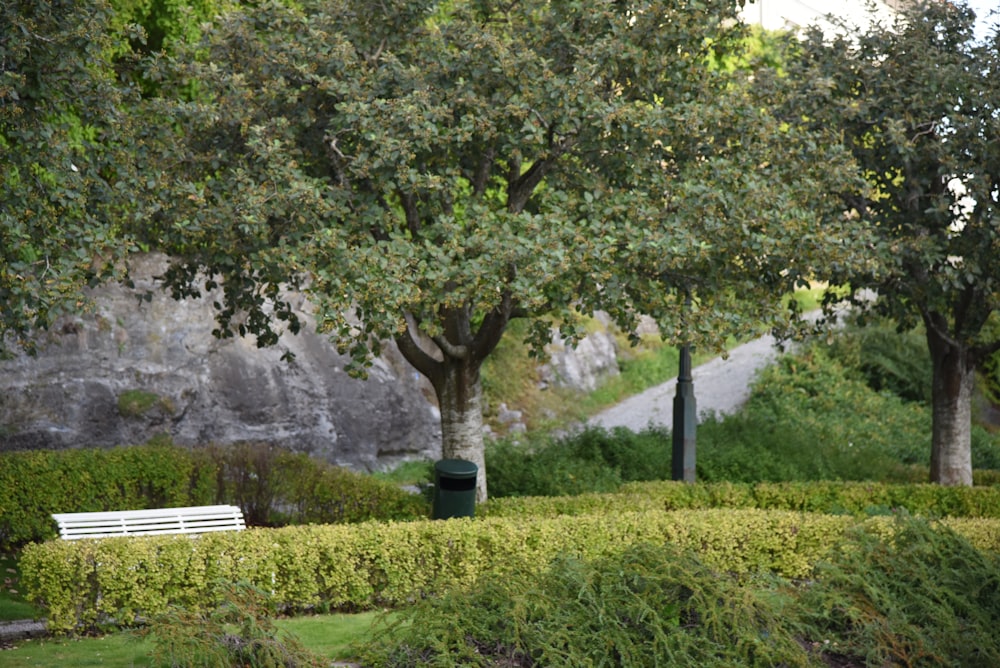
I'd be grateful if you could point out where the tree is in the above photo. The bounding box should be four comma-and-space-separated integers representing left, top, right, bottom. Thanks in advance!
0, 0, 141, 355
785, 1, 1000, 485
139, 0, 866, 500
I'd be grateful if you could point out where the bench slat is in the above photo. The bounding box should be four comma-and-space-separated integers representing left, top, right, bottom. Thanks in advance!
52, 505, 245, 540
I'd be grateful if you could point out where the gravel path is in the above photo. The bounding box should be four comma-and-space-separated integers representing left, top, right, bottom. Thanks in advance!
587, 333, 784, 432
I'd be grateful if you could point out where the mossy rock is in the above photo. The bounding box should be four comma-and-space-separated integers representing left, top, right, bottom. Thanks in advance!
117, 390, 172, 417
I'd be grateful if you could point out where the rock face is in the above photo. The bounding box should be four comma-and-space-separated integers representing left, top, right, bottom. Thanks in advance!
0, 255, 441, 470
541, 314, 622, 393
0, 256, 627, 468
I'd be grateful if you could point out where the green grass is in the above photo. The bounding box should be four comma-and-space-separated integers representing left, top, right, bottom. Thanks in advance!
371, 459, 433, 487
0, 611, 387, 667
0, 553, 42, 622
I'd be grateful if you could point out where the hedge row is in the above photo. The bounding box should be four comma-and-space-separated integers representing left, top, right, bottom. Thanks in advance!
479, 480, 1000, 520
0, 443, 428, 550
21, 508, 1000, 633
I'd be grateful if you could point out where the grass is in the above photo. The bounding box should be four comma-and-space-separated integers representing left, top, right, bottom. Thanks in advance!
0, 611, 387, 667
0, 553, 41, 622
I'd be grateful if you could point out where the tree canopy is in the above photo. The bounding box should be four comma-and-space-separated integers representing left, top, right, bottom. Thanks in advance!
0, 0, 141, 354
134, 0, 868, 498
785, 0, 1000, 484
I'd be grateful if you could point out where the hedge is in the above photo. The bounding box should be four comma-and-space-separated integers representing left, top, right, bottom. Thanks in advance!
0, 445, 215, 549
478, 480, 1000, 520
21, 508, 1000, 633
0, 443, 428, 550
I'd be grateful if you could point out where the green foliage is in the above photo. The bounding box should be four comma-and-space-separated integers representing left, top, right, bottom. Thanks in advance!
0, 445, 215, 550
1, 0, 139, 354
117, 389, 172, 417
485, 433, 624, 498
697, 346, 935, 482
0, 443, 427, 551
825, 317, 932, 404
784, 1, 1000, 482
137, 0, 867, 496
21, 507, 1000, 633
485, 427, 669, 498
480, 480, 1000, 522
796, 517, 1000, 666
360, 542, 810, 668
147, 581, 326, 668
361, 518, 1000, 667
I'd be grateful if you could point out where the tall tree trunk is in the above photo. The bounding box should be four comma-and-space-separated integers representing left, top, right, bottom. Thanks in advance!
926, 325, 974, 486
433, 357, 488, 502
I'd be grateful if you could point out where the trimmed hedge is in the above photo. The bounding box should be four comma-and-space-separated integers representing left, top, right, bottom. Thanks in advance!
21, 508, 1000, 633
0, 445, 215, 550
0, 443, 428, 551
478, 480, 1000, 520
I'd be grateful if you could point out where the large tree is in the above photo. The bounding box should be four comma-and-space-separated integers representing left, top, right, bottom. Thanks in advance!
139, 0, 866, 499
0, 0, 140, 354
785, 1, 1000, 485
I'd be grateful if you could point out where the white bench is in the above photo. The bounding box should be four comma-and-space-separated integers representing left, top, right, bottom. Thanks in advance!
52, 505, 246, 540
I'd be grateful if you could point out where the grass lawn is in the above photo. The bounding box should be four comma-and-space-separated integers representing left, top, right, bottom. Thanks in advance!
0, 553, 41, 622
0, 611, 386, 667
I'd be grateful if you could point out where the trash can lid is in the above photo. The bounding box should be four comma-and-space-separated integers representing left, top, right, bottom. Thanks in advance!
435, 458, 479, 478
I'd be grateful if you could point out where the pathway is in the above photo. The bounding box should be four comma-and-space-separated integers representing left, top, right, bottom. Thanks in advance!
587, 333, 784, 432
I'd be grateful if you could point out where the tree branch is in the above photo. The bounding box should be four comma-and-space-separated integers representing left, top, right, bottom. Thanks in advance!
396, 310, 442, 382
471, 290, 515, 361
472, 146, 495, 197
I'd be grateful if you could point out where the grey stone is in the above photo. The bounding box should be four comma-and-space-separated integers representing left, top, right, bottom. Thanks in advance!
540, 327, 620, 393
0, 254, 440, 470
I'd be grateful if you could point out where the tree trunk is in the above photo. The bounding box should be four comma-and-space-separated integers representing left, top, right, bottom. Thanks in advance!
926, 325, 974, 486
433, 357, 488, 502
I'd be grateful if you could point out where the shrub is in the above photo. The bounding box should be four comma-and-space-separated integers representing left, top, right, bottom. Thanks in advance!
797, 517, 1000, 666
360, 516, 1000, 667
0, 445, 215, 550
485, 426, 671, 498
485, 433, 623, 498
825, 317, 932, 404
147, 581, 326, 668
0, 443, 428, 550
21, 509, 1000, 633
696, 347, 939, 482
359, 542, 811, 668
479, 480, 1000, 521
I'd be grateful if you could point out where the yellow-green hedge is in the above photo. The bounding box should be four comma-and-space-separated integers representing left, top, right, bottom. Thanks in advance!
22, 509, 1000, 633
478, 480, 1000, 519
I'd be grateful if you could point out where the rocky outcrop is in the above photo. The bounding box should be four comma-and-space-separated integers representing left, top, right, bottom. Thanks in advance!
0, 256, 627, 468
0, 255, 441, 470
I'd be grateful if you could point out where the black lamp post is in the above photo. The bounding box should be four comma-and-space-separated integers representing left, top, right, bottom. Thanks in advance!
672, 299, 696, 482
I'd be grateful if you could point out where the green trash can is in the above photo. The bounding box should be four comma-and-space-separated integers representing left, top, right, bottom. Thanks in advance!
432, 459, 478, 519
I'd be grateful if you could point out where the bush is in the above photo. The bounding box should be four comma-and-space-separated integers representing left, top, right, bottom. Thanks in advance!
360, 542, 810, 668
825, 317, 932, 404
202, 442, 427, 527
148, 581, 326, 668
797, 517, 1000, 666
485, 433, 623, 498
0, 442, 428, 550
485, 426, 670, 498
479, 480, 1000, 521
0, 445, 215, 550
360, 517, 1000, 668
21, 508, 1000, 633
696, 347, 938, 482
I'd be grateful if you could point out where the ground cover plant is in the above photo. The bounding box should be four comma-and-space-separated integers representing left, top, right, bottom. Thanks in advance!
358, 517, 1000, 667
